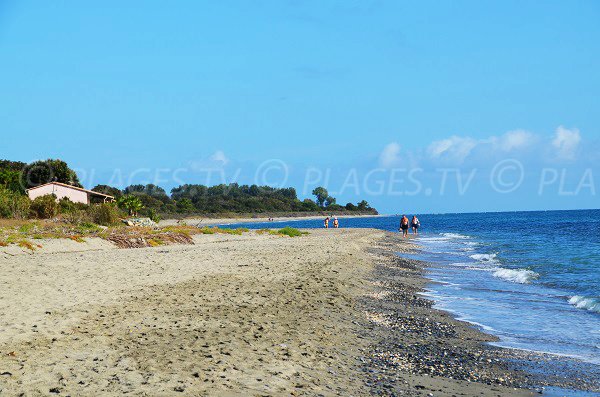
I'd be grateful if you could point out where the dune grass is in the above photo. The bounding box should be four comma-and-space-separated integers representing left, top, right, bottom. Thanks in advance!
0, 221, 251, 251
257, 227, 308, 237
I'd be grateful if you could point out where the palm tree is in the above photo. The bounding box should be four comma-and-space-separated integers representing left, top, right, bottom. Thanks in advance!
117, 195, 144, 216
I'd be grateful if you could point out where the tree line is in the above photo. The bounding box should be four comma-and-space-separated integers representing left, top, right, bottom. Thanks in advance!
0, 158, 377, 219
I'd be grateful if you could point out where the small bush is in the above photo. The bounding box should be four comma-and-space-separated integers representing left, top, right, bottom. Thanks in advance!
197, 226, 248, 235
18, 240, 38, 251
18, 223, 35, 233
277, 227, 307, 237
58, 197, 88, 214
0, 186, 31, 219
30, 194, 59, 219
146, 208, 161, 223
87, 203, 122, 226
61, 209, 93, 225
75, 222, 101, 234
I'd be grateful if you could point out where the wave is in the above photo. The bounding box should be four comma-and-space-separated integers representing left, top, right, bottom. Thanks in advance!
470, 253, 498, 262
440, 233, 471, 239
568, 296, 600, 314
492, 268, 539, 284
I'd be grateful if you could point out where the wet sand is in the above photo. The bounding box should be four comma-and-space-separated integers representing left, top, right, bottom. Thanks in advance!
0, 229, 537, 396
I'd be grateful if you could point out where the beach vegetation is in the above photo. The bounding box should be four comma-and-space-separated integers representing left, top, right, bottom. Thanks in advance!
1, 158, 378, 220
0, 186, 31, 219
357, 200, 371, 210
91, 184, 122, 198
146, 208, 161, 223
87, 203, 122, 226
0, 169, 25, 193
18, 239, 38, 251
311, 187, 329, 207
30, 194, 59, 219
117, 195, 144, 216
176, 198, 195, 213
345, 202, 357, 211
257, 227, 307, 237
276, 227, 307, 237
21, 159, 82, 189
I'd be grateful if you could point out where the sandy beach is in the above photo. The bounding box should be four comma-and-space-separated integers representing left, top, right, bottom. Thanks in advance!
158, 213, 384, 227
0, 229, 537, 396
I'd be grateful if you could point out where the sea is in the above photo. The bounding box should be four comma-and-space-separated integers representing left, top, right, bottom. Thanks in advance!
224, 210, 600, 396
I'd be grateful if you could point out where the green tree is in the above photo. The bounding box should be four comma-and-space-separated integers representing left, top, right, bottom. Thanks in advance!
0, 169, 24, 193
312, 187, 329, 207
21, 159, 82, 188
176, 198, 195, 213
92, 184, 122, 198
324, 195, 336, 207
117, 195, 144, 216
357, 200, 371, 210
0, 160, 26, 171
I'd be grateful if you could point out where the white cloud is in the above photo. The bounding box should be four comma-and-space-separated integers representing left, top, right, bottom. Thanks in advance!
380, 125, 588, 168
552, 126, 581, 160
427, 136, 478, 163
496, 129, 536, 152
378, 142, 401, 168
188, 150, 230, 171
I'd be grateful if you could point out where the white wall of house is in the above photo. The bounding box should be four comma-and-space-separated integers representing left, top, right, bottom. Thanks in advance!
27, 184, 89, 204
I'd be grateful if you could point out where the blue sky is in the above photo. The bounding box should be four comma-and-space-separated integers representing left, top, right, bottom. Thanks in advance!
1, 1, 599, 213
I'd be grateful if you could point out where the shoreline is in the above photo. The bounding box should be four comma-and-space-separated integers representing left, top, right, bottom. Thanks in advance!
0, 228, 592, 395
363, 233, 600, 395
159, 213, 385, 226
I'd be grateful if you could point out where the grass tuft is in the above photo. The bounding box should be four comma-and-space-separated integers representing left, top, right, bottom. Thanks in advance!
257, 227, 308, 237
18, 240, 37, 251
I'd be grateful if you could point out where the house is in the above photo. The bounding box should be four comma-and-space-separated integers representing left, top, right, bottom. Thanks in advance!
26, 182, 115, 205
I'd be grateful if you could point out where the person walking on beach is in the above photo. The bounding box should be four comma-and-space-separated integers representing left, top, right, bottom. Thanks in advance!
400, 215, 409, 238
411, 215, 420, 234
333, 217, 339, 228
324, 217, 330, 228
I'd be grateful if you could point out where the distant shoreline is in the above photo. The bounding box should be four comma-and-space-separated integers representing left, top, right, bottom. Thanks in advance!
159, 213, 386, 226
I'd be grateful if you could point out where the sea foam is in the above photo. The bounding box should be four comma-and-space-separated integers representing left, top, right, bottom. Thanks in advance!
440, 233, 471, 239
470, 253, 498, 262
492, 268, 539, 284
568, 296, 600, 314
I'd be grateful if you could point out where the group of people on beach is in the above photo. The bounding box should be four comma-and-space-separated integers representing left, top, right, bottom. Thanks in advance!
399, 215, 420, 238
323, 216, 339, 229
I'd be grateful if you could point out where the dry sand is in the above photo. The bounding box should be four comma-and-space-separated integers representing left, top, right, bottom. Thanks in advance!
0, 229, 536, 396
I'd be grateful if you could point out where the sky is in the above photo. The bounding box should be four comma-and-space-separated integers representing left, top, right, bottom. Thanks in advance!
1, 1, 599, 213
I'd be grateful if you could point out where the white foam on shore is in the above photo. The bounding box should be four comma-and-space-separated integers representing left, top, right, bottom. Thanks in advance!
492, 268, 539, 284
440, 233, 471, 239
568, 296, 600, 314
470, 253, 498, 262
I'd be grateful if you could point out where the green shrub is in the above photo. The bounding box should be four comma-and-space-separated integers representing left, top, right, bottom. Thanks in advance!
30, 194, 59, 219
61, 209, 92, 225
0, 186, 31, 219
276, 227, 307, 237
75, 222, 102, 234
87, 203, 122, 226
146, 208, 161, 223
117, 195, 143, 216
0, 169, 25, 194
58, 197, 88, 214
